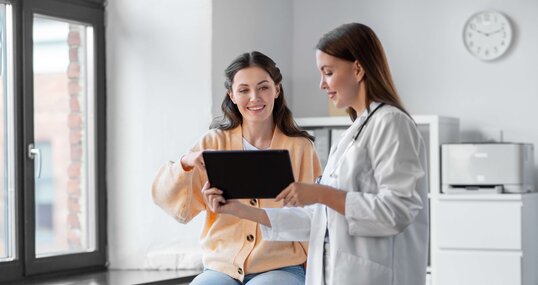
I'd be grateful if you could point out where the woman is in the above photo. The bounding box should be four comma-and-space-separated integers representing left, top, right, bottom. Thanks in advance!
152, 51, 321, 285
205, 23, 429, 285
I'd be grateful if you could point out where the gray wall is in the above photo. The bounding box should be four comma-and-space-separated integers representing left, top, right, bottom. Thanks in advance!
212, 0, 293, 117
291, 0, 538, 147
291, 0, 538, 184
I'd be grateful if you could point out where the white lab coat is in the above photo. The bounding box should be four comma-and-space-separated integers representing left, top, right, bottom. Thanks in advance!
262, 103, 429, 285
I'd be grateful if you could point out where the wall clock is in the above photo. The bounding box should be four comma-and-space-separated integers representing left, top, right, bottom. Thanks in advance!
463, 10, 513, 61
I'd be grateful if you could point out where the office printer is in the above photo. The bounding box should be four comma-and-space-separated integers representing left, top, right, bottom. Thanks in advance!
441, 143, 535, 194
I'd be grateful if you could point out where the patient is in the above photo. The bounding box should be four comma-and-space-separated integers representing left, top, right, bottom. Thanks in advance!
152, 51, 321, 285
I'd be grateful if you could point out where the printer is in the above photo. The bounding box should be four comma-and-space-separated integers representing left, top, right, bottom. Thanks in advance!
441, 143, 535, 194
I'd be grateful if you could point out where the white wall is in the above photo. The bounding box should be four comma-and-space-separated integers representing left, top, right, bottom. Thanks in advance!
212, 0, 293, 116
106, 0, 212, 269
291, 0, 538, 180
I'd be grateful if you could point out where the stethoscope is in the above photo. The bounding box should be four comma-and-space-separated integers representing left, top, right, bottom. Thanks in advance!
326, 103, 385, 179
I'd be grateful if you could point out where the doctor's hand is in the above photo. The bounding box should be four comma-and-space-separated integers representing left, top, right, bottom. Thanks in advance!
201, 181, 243, 215
276, 182, 327, 207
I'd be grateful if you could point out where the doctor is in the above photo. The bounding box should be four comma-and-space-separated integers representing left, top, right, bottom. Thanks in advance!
203, 23, 429, 285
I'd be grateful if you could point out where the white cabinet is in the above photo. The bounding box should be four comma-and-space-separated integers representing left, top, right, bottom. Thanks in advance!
296, 115, 460, 284
434, 194, 538, 285
436, 250, 522, 285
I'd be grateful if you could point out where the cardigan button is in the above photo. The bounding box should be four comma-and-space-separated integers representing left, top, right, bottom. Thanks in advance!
246, 234, 254, 242
238, 267, 243, 275
249, 199, 257, 206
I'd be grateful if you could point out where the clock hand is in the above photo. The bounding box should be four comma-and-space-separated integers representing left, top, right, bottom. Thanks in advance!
474, 29, 489, 37
488, 28, 504, 35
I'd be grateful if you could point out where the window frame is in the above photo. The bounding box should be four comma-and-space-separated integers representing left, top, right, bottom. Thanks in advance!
0, 0, 106, 282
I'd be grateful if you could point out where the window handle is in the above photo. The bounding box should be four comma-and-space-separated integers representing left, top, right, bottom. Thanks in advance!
28, 143, 42, 179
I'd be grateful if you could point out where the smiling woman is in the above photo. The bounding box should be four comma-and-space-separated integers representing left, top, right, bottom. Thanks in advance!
152, 51, 322, 285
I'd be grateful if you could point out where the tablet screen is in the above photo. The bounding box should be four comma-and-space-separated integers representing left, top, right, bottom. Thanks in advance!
202, 150, 295, 199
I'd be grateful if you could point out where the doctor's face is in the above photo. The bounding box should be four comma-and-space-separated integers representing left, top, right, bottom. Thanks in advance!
316, 50, 361, 109
228, 66, 280, 124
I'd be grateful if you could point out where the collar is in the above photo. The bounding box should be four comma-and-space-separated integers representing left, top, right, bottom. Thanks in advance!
358, 101, 382, 119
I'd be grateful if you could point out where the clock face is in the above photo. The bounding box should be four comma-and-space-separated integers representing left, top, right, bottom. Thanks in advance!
463, 11, 513, 61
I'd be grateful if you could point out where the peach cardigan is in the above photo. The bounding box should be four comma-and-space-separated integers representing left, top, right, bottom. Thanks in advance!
152, 125, 321, 281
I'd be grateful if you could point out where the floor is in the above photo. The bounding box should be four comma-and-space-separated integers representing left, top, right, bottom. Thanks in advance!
10, 269, 199, 285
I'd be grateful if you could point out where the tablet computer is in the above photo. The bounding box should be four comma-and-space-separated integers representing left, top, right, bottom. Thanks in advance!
202, 150, 295, 199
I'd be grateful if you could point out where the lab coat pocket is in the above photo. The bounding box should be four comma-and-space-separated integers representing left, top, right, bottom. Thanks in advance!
333, 249, 392, 285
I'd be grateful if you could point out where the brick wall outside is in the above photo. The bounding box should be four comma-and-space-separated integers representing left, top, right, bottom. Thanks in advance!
66, 25, 83, 250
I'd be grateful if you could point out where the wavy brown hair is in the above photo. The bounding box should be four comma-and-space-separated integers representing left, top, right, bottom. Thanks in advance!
316, 23, 411, 121
210, 51, 314, 141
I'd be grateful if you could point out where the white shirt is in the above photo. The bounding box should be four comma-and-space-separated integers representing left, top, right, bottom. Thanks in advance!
242, 138, 259, 150
261, 103, 429, 285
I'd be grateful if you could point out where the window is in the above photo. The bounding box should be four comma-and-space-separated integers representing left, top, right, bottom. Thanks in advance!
0, 0, 106, 282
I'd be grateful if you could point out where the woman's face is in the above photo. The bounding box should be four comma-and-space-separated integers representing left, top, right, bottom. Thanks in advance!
228, 66, 280, 124
316, 50, 362, 109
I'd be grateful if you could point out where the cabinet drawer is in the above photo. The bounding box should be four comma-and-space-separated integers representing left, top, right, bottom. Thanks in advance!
436, 250, 521, 285
436, 200, 521, 249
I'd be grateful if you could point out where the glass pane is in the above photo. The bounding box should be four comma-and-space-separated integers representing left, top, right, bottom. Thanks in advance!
33, 15, 96, 257
1, 3, 15, 262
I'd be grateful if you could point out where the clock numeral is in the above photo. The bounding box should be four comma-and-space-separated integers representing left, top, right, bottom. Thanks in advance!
493, 47, 498, 53
485, 49, 490, 56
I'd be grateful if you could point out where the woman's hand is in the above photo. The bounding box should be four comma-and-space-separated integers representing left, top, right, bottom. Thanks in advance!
201, 182, 272, 226
180, 150, 211, 171
201, 182, 242, 215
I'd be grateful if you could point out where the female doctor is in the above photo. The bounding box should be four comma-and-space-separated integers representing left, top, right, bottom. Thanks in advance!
203, 23, 429, 285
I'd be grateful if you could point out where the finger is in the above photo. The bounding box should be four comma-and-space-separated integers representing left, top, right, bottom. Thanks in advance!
201, 181, 210, 192
215, 196, 226, 204
212, 198, 221, 212
283, 193, 295, 206
275, 187, 291, 202
204, 188, 223, 195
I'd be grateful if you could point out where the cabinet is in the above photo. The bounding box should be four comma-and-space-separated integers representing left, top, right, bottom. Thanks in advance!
296, 115, 460, 284
434, 194, 538, 285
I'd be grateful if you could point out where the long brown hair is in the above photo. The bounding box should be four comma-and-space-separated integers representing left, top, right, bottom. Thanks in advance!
210, 51, 314, 141
316, 23, 410, 121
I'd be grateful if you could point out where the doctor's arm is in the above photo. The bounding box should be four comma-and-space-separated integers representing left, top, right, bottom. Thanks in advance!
277, 182, 347, 215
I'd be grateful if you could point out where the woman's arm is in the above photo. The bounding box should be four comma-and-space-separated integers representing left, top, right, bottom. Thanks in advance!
203, 183, 313, 241
152, 158, 207, 224
202, 184, 272, 226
